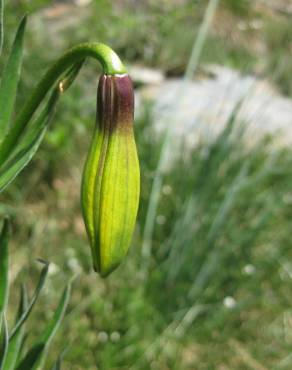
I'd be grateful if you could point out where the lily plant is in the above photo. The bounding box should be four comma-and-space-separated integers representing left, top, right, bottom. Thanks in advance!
0, 1, 139, 368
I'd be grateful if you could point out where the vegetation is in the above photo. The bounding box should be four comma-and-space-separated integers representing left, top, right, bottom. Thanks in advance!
0, 0, 291, 369
0, 218, 71, 370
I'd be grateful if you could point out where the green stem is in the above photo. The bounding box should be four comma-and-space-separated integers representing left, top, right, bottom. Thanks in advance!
0, 42, 127, 166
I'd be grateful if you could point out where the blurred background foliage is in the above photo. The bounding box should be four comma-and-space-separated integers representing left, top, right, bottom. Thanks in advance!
1, 0, 292, 369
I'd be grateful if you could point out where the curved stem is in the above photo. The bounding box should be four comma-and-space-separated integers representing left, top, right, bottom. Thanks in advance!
0, 42, 127, 166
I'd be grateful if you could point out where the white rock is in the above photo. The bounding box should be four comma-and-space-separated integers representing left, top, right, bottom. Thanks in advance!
129, 65, 165, 85
135, 65, 292, 147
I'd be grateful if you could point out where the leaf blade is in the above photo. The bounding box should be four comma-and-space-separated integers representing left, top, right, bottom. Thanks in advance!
0, 314, 9, 367
0, 58, 84, 194
0, 0, 3, 56
0, 218, 10, 330
0, 16, 27, 136
9, 262, 49, 341
2, 285, 28, 370
50, 355, 62, 370
16, 283, 71, 370
0, 89, 59, 194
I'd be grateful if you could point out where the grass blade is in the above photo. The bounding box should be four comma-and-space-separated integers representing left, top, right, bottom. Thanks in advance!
3, 285, 28, 370
50, 344, 68, 370
0, 16, 26, 136
51, 349, 68, 370
0, 218, 10, 331
16, 283, 71, 370
0, 0, 3, 56
0, 314, 9, 367
9, 262, 49, 341
39, 284, 71, 344
187, 161, 250, 300
51, 357, 62, 370
141, 0, 220, 278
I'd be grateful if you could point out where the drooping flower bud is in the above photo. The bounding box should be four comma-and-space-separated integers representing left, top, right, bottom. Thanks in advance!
81, 74, 140, 276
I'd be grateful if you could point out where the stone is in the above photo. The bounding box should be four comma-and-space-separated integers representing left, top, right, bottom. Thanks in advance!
135, 65, 292, 147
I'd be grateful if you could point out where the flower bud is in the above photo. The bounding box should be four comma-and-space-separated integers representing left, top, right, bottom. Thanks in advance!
81, 74, 140, 276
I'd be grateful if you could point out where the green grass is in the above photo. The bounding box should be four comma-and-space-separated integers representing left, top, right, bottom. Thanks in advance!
3, 104, 292, 369
1, 0, 292, 368
264, 16, 292, 96
222, 0, 252, 16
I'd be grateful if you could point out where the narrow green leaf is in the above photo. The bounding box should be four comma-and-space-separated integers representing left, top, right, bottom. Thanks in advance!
16, 285, 29, 322
19, 88, 60, 148
38, 284, 71, 353
51, 347, 68, 370
16, 343, 44, 370
0, 16, 27, 136
0, 217, 10, 330
2, 285, 28, 370
0, 0, 3, 56
16, 61, 82, 147
0, 314, 8, 366
0, 131, 46, 192
51, 354, 63, 370
58, 60, 84, 93
9, 262, 49, 341
16, 283, 71, 370
0, 89, 59, 194
16, 333, 28, 365
0, 60, 82, 193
